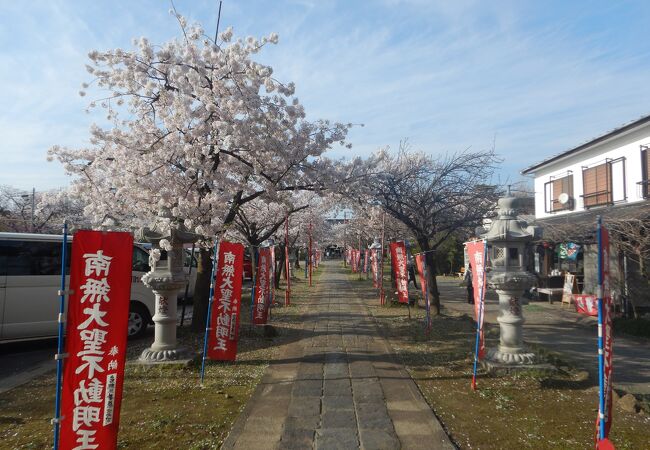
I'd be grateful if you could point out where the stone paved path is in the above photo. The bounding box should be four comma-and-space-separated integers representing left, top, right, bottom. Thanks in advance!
222, 261, 454, 450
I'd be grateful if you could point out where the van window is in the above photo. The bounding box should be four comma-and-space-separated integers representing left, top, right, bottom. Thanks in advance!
0, 242, 7, 277
0, 240, 71, 276
132, 247, 151, 272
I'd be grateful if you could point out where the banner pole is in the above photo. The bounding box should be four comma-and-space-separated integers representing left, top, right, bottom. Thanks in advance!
424, 259, 430, 331
309, 222, 313, 287
200, 239, 220, 384
285, 215, 290, 306
597, 216, 606, 441
471, 239, 488, 391
52, 221, 68, 450
268, 245, 274, 321
404, 243, 411, 318
343, 212, 347, 267
404, 240, 411, 318
380, 211, 386, 305
249, 248, 258, 325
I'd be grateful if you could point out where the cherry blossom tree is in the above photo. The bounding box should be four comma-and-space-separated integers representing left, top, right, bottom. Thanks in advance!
352, 144, 501, 315
0, 185, 87, 233
48, 12, 351, 330
227, 195, 306, 285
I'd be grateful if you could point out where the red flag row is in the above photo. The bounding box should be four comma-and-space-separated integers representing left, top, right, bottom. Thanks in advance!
60, 230, 133, 450
389, 241, 409, 304
252, 247, 273, 325
207, 242, 244, 361
596, 224, 614, 443
57, 232, 293, 448
466, 240, 487, 361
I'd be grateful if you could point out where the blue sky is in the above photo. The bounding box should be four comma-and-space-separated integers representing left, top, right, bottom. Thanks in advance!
2, 0, 650, 191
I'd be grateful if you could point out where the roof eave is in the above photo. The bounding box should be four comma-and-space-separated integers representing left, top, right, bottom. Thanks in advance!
521, 114, 650, 176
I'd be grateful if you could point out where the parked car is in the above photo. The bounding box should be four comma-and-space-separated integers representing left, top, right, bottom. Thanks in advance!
0, 232, 164, 342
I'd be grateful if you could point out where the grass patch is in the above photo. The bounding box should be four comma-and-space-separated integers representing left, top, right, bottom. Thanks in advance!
613, 317, 650, 339
348, 273, 650, 450
0, 268, 320, 449
0, 329, 271, 449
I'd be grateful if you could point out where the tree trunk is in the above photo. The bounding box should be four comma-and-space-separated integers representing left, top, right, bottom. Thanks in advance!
250, 244, 258, 280
191, 248, 213, 331
294, 247, 301, 269
275, 247, 285, 289
418, 237, 441, 315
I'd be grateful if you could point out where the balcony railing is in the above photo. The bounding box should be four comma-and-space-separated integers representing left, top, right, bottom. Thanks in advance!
638, 180, 650, 199
582, 189, 613, 208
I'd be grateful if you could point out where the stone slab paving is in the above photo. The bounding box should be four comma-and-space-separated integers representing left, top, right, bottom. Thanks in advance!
222, 261, 455, 450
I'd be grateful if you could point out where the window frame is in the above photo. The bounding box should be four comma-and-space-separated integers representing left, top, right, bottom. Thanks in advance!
641, 145, 650, 199
582, 160, 614, 209
543, 172, 574, 213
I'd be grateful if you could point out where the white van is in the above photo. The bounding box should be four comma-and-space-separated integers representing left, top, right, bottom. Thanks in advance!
0, 233, 162, 342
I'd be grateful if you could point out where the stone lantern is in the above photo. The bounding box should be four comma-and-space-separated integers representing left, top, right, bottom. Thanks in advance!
135, 209, 200, 363
369, 237, 381, 268
480, 190, 541, 367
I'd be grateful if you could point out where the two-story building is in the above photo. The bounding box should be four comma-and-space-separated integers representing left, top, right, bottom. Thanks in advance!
521, 114, 650, 311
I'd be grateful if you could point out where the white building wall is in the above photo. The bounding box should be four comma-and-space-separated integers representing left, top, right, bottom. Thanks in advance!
532, 125, 650, 219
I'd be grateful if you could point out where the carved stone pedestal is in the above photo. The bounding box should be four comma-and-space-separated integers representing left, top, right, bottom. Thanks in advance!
136, 216, 199, 364
139, 287, 194, 363
484, 272, 538, 368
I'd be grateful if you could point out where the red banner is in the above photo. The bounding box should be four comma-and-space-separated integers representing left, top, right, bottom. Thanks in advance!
364, 250, 369, 273
270, 246, 276, 305
207, 242, 244, 361
596, 227, 614, 439
466, 240, 487, 359
390, 241, 409, 304
574, 294, 598, 316
415, 254, 427, 300
284, 242, 290, 306
59, 230, 133, 450
253, 247, 272, 325
371, 249, 379, 288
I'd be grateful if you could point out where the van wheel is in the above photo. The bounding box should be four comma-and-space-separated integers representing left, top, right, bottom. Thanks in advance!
128, 303, 149, 338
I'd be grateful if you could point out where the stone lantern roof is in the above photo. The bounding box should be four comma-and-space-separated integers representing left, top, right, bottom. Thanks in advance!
482, 192, 540, 243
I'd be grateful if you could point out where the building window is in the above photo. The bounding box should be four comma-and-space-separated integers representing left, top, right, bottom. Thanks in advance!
641, 145, 650, 198
544, 173, 574, 213
582, 162, 613, 208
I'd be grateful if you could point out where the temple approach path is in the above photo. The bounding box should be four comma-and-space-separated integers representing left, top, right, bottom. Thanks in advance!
222, 260, 454, 450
